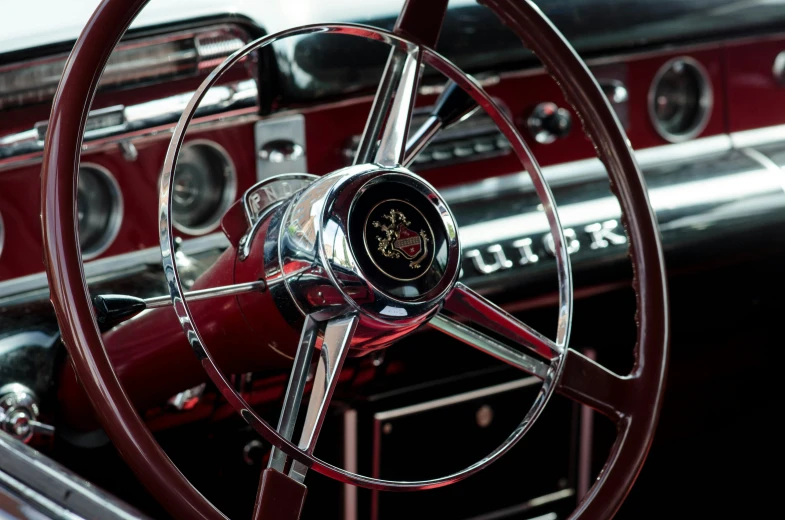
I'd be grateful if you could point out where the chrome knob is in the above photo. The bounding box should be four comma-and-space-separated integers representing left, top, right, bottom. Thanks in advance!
527, 102, 572, 144
0, 384, 41, 443
259, 139, 305, 163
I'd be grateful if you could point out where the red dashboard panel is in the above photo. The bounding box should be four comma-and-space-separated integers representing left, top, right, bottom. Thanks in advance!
725, 35, 785, 132
0, 37, 780, 282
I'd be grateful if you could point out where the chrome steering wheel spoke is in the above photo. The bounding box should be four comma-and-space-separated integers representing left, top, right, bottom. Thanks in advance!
266, 314, 360, 484
441, 283, 563, 360
429, 313, 549, 379
354, 44, 423, 167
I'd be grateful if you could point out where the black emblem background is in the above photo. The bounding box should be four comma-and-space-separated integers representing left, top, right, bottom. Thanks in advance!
364, 199, 434, 281
349, 182, 450, 300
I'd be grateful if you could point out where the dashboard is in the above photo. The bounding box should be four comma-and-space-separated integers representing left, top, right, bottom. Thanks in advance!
0, 2, 784, 519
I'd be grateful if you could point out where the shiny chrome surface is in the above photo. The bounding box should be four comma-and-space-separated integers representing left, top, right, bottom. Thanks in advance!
254, 114, 308, 181
527, 102, 572, 144
648, 56, 713, 143
0, 384, 51, 444
429, 314, 548, 379
156, 23, 571, 490
274, 164, 461, 327
455, 148, 785, 292
443, 283, 562, 359
268, 316, 320, 474
370, 47, 422, 167
0, 78, 257, 167
0, 433, 146, 520
0, 24, 249, 111
404, 114, 442, 167
290, 314, 359, 482
243, 174, 318, 226
143, 280, 266, 309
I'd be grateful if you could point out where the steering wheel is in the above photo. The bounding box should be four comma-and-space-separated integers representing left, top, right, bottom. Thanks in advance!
41, 0, 669, 519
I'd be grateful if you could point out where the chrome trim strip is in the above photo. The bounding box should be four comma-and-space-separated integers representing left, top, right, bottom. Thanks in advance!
462, 490, 574, 520
0, 432, 147, 520
731, 123, 785, 148
0, 233, 229, 301
458, 164, 776, 249
374, 377, 539, 421
343, 409, 358, 520
0, 78, 258, 165
739, 147, 785, 196
439, 133, 733, 203
143, 280, 266, 308
0, 125, 782, 302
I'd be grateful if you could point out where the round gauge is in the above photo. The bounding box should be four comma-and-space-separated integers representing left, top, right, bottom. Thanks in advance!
648, 57, 712, 143
172, 140, 237, 235
77, 164, 123, 259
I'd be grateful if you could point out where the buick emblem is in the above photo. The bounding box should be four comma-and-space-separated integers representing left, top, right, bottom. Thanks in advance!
363, 199, 435, 282
372, 208, 430, 269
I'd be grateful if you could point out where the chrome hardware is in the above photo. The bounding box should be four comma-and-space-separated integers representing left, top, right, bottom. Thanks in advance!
600, 80, 629, 104
143, 280, 267, 309
243, 174, 318, 226
259, 140, 304, 163
289, 315, 360, 482
544, 228, 580, 255
0, 384, 52, 443
243, 440, 266, 466
527, 102, 572, 144
240, 174, 318, 260
466, 245, 514, 274
584, 220, 627, 249
599, 78, 630, 129
254, 115, 307, 181
0, 24, 249, 112
511, 238, 539, 265
0, 78, 258, 165
773, 50, 785, 86
118, 141, 138, 162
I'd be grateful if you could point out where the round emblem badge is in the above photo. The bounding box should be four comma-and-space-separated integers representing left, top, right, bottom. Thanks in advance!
363, 199, 435, 282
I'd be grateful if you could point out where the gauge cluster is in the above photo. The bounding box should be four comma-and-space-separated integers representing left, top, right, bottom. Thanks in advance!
77, 164, 123, 259
648, 57, 713, 143
172, 141, 237, 235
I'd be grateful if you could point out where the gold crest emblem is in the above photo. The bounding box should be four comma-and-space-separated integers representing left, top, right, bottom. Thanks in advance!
372, 209, 430, 269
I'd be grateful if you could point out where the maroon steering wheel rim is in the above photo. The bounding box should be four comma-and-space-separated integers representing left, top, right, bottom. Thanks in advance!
41, 1, 668, 519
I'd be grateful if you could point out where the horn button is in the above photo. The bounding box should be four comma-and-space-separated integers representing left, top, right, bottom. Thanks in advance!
268, 165, 461, 329
351, 183, 448, 299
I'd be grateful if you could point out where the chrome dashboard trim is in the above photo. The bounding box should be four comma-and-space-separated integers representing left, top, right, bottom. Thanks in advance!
439, 133, 733, 203
0, 432, 147, 520
0, 233, 229, 303
730, 123, 785, 149
1, 125, 784, 302
0, 78, 258, 168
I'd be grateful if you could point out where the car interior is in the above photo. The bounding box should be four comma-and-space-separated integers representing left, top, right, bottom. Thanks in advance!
0, 0, 782, 519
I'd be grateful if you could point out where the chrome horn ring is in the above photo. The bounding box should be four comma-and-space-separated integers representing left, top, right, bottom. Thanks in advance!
159, 23, 572, 491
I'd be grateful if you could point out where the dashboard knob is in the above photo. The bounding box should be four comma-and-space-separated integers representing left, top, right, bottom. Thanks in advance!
527, 102, 572, 144
0, 384, 52, 443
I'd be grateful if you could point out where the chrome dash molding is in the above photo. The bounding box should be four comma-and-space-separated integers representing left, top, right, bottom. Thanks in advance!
0, 78, 258, 167
0, 233, 229, 302
0, 124, 783, 302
